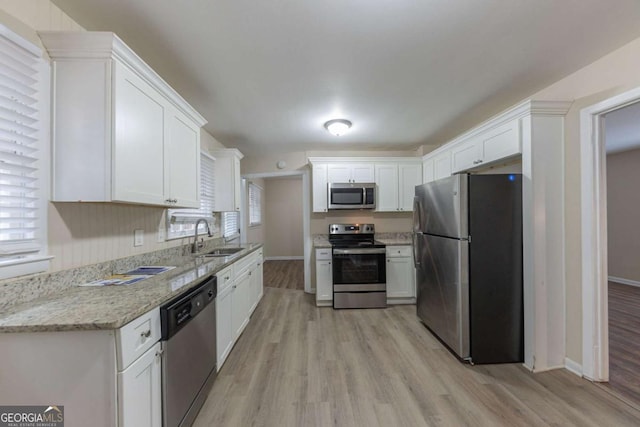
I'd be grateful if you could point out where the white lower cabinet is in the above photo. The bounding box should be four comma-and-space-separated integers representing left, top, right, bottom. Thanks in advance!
216, 282, 234, 371
215, 249, 264, 371
386, 246, 416, 304
117, 341, 162, 427
315, 248, 333, 306
232, 269, 251, 339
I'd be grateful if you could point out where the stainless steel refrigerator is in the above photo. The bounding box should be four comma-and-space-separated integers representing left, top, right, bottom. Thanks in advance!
413, 173, 523, 364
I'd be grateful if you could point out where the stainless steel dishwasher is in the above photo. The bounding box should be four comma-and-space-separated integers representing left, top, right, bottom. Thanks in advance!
161, 275, 217, 427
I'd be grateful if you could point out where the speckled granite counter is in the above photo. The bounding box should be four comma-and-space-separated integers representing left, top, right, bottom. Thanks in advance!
313, 232, 412, 248
0, 244, 262, 333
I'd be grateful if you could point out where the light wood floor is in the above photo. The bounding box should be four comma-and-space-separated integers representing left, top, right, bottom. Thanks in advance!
605, 282, 640, 405
263, 260, 304, 290
194, 287, 640, 426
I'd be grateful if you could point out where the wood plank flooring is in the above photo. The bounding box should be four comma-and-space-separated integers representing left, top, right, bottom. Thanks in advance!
194, 287, 640, 426
605, 282, 640, 405
263, 260, 304, 290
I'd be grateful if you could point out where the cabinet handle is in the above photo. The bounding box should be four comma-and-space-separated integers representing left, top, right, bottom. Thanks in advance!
249, 271, 252, 276
155, 348, 164, 358
165, 199, 172, 203
328, 262, 331, 265
225, 276, 230, 280
173, 198, 178, 203
141, 330, 151, 338
233, 285, 237, 289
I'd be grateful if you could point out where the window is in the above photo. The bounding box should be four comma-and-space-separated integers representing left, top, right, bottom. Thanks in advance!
167, 152, 217, 239
0, 25, 50, 279
248, 182, 262, 226
222, 211, 239, 241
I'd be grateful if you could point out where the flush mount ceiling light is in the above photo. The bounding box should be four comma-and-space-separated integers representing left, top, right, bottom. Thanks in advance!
324, 119, 352, 136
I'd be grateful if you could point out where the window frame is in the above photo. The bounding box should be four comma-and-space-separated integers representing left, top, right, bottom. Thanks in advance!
0, 25, 51, 280
248, 182, 262, 227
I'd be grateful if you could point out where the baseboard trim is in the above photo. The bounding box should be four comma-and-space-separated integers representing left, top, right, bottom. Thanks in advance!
565, 357, 583, 377
608, 276, 640, 288
265, 256, 304, 261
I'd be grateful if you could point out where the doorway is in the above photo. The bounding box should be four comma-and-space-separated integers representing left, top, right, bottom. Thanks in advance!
240, 170, 311, 293
602, 102, 640, 404
580, 86, 640, 397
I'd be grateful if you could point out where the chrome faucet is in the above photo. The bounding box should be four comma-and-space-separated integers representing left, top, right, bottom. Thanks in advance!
192, 218, 213, 253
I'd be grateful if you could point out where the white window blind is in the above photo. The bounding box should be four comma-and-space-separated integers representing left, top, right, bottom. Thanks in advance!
222, 211, 239, 241
0, 26, 49, 277
248, 182, 262, 226
167, 152, 216, 239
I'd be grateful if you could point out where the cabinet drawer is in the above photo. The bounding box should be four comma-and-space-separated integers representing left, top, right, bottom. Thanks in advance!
386, 246, 412, 258
316, 248, 332, 260
116, 308, 161, 371
216, 265, 234, 292
233, 252, 255, 277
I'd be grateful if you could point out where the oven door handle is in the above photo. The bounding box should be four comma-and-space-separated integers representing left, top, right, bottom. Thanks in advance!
333, 248, 386, 255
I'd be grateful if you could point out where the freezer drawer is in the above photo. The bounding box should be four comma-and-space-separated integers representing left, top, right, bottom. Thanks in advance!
415, 233, 469, 359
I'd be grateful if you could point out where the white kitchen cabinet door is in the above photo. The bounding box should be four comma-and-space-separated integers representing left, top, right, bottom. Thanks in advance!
327, 164, 352, 183
232, 269, 251, 339
351, 163, 375, 182
216, 283, 234, 370
386, 246, 415, 303
315, 253, 333, 306
480, 118, 521, 165
248, 259, 262, 316
312, 163, 329, 212
255, 252, 264, 304
375, 164, 399, 212
213, 149, 244, 212
398, 163, 422, 211
451, 138, 483, 173
117, 342, 162, 427
422, 158, 434, 183
327, 163, 374, 183
165, 107, 201, 208
113, 62, 166, 205
433, 151, 452, 181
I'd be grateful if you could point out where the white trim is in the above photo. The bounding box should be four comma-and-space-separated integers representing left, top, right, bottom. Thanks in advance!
579, 86, 640, 382
565, 357, 583, 377
308, 156, 421, 164
608, 276, 640, 288
242, 170, 312, 294
264, 256, 304, 261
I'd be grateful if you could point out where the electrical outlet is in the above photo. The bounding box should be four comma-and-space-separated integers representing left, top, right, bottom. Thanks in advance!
134, 229, 144, 247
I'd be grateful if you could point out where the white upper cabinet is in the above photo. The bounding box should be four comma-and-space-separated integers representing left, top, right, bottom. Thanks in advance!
451, 118, 521, 173
433, 150, 452, 181
374, 164, 399, 211
375, 162, 422, 212
398, 163, 422, 211
327, 163, 374, 183
41, 32, 206, 208
212, 149, 243, 212
312, 163, 329, 212
422, 157, 434, 183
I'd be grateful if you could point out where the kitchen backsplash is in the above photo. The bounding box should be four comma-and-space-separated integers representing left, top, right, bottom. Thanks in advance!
0, 236, 226, 311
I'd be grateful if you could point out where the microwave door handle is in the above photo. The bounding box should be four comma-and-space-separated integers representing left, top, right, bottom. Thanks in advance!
362, 187, 366, 204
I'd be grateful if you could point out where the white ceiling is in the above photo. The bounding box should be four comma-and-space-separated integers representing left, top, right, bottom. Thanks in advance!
605, 101, 640, 154
52, 0, 640, 156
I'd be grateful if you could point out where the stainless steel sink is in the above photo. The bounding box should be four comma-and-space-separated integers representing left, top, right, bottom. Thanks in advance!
196, 247, 243, 257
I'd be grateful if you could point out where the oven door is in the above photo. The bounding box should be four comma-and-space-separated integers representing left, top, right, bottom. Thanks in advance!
332, 248, 386, 291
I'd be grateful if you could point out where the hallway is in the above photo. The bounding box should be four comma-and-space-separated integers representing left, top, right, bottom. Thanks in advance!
263, 260, 304, 290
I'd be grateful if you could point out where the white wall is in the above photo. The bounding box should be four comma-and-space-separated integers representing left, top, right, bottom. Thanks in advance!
264, 177, 304, 258
607, 148, 640, 283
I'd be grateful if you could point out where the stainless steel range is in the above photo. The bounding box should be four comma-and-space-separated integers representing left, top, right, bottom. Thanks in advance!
329, 224, 387, 309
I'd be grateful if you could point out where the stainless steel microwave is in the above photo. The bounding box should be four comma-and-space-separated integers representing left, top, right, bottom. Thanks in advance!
328, 183, 376, 210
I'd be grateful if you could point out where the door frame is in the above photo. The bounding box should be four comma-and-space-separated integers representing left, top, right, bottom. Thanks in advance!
241, 169, 311, 293
580, 86, 640, 381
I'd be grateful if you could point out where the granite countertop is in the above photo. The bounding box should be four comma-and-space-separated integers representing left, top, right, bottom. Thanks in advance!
313, 232, 412, 248
0, 244, 262, 333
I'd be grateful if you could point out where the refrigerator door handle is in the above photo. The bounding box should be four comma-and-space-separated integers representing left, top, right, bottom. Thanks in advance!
413, 197, 421, 233
412, 233, 420, 266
